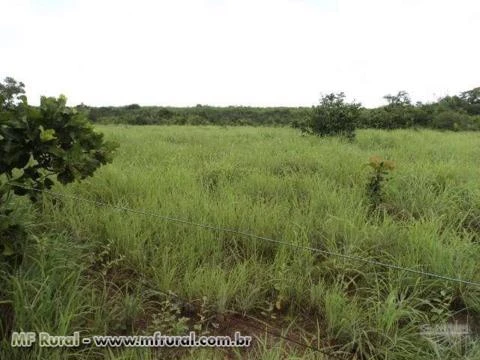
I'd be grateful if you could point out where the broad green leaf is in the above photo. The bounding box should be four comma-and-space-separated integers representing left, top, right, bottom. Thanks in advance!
40, 127, 56, 142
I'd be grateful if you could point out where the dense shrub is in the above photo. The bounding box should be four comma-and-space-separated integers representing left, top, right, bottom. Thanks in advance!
430, 110, 480, 131
371, 91, 415, 129
300, 93, 361, 140
362, 106, 417, 129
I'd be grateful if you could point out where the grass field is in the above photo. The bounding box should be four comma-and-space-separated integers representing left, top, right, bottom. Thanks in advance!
2, 125, 480, 359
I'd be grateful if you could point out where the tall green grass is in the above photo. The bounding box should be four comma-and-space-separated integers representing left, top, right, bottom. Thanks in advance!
2, 126, 480, 359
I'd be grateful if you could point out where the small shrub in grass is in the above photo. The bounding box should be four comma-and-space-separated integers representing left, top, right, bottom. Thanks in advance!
300, 92, 361, 140
148, 299, 189, 335
366, 155, 396, 211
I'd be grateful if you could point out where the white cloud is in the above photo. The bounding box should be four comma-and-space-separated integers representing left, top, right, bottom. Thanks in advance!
0, 0, 478, 107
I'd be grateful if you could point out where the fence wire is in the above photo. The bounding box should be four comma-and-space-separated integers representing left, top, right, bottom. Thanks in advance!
15, 185, 480, 288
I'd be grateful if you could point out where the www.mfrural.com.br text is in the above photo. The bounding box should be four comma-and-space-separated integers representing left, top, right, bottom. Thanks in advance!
11, 331, 252, 348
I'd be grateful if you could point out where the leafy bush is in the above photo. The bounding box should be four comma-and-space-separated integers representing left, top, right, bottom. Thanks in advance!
301, 92, 361, 140
0, 77, 118, 260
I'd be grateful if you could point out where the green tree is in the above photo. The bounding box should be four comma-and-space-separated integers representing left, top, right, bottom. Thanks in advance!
460, 87, 480, 105
301, 92, 361, 140
459, 87, 480, 115
383, 90, 411, 107
374, 91, 416, 129
0, 77, 26, 111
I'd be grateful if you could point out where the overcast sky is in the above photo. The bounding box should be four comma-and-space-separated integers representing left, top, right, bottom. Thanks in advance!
1, 0, 479, 108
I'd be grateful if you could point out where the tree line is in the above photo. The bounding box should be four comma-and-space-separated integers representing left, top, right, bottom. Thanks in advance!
80, 87, 480, 131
